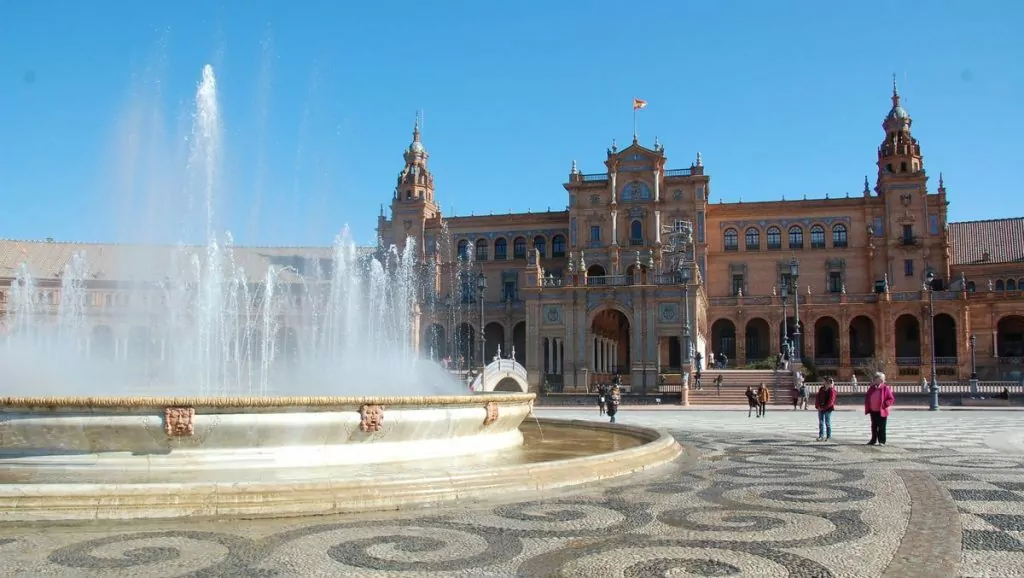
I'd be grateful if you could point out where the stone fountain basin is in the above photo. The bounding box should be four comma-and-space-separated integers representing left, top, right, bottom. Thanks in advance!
0, 393, 535, 471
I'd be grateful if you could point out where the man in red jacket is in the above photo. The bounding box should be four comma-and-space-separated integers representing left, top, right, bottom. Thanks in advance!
815, 377, 838, 441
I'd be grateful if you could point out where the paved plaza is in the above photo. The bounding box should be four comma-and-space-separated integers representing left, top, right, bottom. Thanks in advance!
0, 409, 1022, 577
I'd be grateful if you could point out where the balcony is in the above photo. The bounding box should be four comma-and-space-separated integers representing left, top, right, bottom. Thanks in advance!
900, 236, 918, 247
629, 239, 644, 246
581, 173, 607, 182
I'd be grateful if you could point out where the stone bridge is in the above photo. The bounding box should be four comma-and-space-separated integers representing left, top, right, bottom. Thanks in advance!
470, 359, 530, 393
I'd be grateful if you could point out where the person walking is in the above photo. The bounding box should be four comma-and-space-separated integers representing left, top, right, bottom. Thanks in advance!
606, 385, 622, 423
714, 374, 722, 395
757, 382, 770, 417
815, 377, 837, 441
798, 381, 809, 410
864, 372, 895, 445
598, 384, 607, 416
745, 386, 758, 418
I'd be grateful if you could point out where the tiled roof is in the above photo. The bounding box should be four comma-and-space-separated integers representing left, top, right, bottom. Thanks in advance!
949, 218, 1024, 265
0, 239, 375, 283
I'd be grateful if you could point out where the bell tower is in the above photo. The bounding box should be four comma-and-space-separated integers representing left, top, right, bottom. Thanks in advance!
378, 114, 440, 256
872, 77, 944, 291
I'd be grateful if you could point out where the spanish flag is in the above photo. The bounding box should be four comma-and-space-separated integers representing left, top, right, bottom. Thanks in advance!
632, 97, 648, 111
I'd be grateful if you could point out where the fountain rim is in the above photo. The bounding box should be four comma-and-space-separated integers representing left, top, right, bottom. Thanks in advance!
0, 392, 536, 409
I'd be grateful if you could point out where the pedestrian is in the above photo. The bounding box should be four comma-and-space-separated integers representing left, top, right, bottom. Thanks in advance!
745, 386, 758, 418
798, 379, 809, 410
815, 377, 837, 441
607, 385, 621, 423
693, 369, 703, 391
598, 384, 606, 416
713, 374, 722, 393
757, 382, 770, 417
864, 371, 895, 446
791, 385, 800, 410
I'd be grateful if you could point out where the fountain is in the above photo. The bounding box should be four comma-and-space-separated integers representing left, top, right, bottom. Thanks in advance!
0, 66, 681, 521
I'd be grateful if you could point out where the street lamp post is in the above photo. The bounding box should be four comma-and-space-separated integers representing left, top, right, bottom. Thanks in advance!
789, 258, 802, 363
781, 283, 789, 356
970, 334, 979, 395
926, 271, 939, 410
477, 271, 487, 370
678, 262, 692, 366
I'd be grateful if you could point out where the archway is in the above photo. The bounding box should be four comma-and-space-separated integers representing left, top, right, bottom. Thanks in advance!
710, 319, 736, 362
512, 321, 526, 365
894, 314, 921, 359
932, 314, 957, 359
591, 309, 630, 374
744, 318, 770, 361
587, 264, 606, 285
777, 318, 806, 360
814, 316, 840, 360
848, 316, 876, 360
997, 315, 1024, 357
425, 323, 446, 360
456, 322, 476, 369
128, 326, 152, 361
91, 325, 114, 360
484, 322, 505, 360
493, 377, 526, 392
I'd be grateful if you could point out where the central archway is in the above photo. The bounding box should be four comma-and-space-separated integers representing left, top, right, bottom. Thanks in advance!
710, 319, 736, 362
997, 315, 1024, 357
894, 314, 921, 359
591, 308, 630, 375
744, 318, 770, 362
814, 316, 840, 360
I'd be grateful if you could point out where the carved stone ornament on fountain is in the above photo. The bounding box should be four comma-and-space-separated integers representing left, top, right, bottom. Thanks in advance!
483, 401, 499, 426
359, 404, 385, 433
164, 406, 195, 437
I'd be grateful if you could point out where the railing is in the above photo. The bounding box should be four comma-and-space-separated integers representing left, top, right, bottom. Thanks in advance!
581, 173, 608, 182
664, 168, 692, 177
826, 380, 1024, 395
586, 275, 629, 286
896, 357, 922, 366
541, 277, 563, 288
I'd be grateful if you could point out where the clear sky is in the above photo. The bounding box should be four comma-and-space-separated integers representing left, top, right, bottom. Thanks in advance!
1, 0, 1021, 247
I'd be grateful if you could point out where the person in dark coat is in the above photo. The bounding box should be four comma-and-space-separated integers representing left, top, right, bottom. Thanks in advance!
606, 385, 621, 423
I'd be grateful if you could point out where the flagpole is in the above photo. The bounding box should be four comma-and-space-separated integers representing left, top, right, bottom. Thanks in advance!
632, 97, 638, 141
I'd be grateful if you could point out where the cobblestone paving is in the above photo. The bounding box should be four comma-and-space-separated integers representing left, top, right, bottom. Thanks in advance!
0, 410, 1021, 577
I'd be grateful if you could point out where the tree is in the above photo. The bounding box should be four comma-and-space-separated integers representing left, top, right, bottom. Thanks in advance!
854, 356, 888, 378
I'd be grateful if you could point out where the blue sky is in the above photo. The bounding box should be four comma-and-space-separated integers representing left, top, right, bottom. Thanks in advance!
1, 1, 1021, 247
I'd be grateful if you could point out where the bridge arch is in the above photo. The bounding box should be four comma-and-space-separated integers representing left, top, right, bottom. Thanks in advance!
471, 358, 530, 393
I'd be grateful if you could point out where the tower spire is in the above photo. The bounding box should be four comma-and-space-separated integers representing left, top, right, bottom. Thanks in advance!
892, 73, 900, 108
413, 111, 421, 142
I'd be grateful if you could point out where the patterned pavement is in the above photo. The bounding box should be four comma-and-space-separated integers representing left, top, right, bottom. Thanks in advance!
0, 409, 1021, 577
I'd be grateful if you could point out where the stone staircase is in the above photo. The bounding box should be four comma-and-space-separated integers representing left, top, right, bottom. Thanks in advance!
688, 369, 795, 406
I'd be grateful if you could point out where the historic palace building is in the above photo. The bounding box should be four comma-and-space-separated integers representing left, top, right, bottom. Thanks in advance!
3, 83, 1023, 392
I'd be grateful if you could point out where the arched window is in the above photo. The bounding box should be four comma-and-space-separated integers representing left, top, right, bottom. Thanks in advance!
810, 225, 826, 249
551, 234, 566, 257
513, 237, 527, 259
996, 279, 1005, 291
832, 224, 848, 248
745, 228, 760, 250
494, 238, 508, 260
766, 226, 782, 250
724, 228, 739, 251
457, 239, 470, 260
475, 239, 489, 261
630, 220, 643, 245
533, 236, 547, 257
788, 225, 804, 249
1009, 279, 1018, 291
967, 281, 976, 293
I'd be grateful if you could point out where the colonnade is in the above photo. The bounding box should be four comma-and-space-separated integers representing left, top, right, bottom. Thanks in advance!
593, 336, 619, 373
543, 337, 564, 374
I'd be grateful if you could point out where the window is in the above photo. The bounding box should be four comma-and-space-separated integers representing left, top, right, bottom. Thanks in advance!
513, 237, 527, 259
996, 279, 1005, 291
630, 220, 643, 245
810, 225, 826, 249
1009, 279, 1018, 291
494, 238, 507, 260
967, 281, 976, 293
902, 225, 914, 245
828, 272, 843, 293
745, 228, 760, 250
551, 234, 566, 257
731, 274, 744, 296
457, 239, 470, 260
475, 239, 489, 261
766, 226, 782, 250
788, 226, 804, 249
832, 224, 848, 248
589, 226, 600, 243
904, 259, 914, 277
780, 273, 793, 294
695, 186, 705, 200
724, 228, 739, 251
502, 281, 517, 302
533, 236, 547, 258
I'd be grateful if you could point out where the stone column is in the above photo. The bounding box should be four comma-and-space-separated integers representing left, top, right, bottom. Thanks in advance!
655, 211, 662, 245
611, 210, 618, 246
610, 171, 617, 203
653, 169, 661, 202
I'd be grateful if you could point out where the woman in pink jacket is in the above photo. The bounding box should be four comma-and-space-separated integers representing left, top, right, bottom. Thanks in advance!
864, 372, 896, 445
